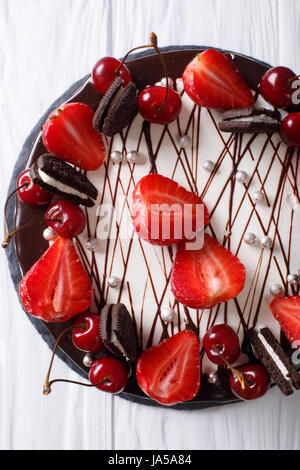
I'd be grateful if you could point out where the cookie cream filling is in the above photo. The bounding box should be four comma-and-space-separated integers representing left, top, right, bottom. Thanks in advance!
38, 169, 89, 200
258, 333, 291, 381
228, 114, 279, 124
111, 330, 127, 357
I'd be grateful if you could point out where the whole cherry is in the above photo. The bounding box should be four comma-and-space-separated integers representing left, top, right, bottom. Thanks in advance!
17, 169, 51, 206
138, 86, 182, 125
260, 66, 297, 108
280, 112, 300, 147
229, 364, 270, 400
203, 324, 240, 365
45, 200, 86, 238
89, 356, 128, 394
72, 312, 104, 353
92, 57, 132, 95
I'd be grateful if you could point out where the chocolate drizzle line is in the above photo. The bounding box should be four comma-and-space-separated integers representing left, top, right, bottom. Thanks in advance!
14, 50, 300, 404
142, 121, 157, 174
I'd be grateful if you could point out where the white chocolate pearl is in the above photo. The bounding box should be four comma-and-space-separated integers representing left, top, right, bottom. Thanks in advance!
235, 170, 248, 183
207, 371, 218, 384
202, 160, 215, 172
286, 193, 300, 211
161, 307, 176, 323
83, 354, 94, 368
127, 150, 140, 164
253, 190, 264, 204
43, 227, 56, 241
287, 273, 299, 285
260, 236, 273, 249
269, 283, 284, 296
86, 238, 97, 252
160, 77, 174, 88
244, 232, 257, 245
107, 276, 119, 288
111, 150, 123, 164
178, 135, 192, 149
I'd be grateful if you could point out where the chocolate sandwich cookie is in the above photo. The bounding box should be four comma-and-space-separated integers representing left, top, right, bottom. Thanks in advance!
249, 327, 300, 396
30, 154, 98, 207
99, 303, 139, 363
218, 107, 281, 134
93, 77, 139, 137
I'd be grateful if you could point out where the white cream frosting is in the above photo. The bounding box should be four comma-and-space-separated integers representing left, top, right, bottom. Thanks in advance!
229, 114, 279, 124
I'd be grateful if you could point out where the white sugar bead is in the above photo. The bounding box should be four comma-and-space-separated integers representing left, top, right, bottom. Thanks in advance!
111, 150, 123, 164
260, 236, 273, 249
127, 150, 140, 164
43, 227, 56, 241
287, 273, 299, 285
83, 354, 94, 368
244, 232, 257, 245
252, 190, 264, 204
235, 170, 248, 183
286, 193, 300, 211
269, 283, 284, 296
178, 135, 192, 149
202, 160, 215, 172
107, 276, 119, 288
86, 238, 97, 252
161, 307, 176, 323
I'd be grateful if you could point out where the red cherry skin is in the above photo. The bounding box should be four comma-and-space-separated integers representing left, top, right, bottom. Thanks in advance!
91, 57, 132, 95
138, 86, 182, 125
17, 169, 51, 206
89, 356, 128, 394
72, 312, 104, 353
203, 324, 240, 365
260, 66, 296, 108
45, 200, 86, 238
280, 112, 300, 147
229, 364, 270, 400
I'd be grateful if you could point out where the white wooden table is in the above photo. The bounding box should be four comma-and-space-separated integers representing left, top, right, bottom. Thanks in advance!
1, 0, 300, 450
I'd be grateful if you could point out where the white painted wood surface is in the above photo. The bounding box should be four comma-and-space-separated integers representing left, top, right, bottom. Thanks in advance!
1, 0, 300, 450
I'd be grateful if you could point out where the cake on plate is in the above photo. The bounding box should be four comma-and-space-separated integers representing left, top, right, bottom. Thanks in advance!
5, 36, 300, 408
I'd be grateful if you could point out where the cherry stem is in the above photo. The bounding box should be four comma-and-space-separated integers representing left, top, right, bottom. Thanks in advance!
288, 74, 300, 84
43, 377, 109, 395
2, 185, 60, 249
2, 182, 33, 249
114, 32, 169, 113
214, 346, 254, 390
43, 322, 111, 396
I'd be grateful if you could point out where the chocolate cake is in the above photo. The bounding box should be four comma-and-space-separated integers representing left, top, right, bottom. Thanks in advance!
8, 46, 300, 408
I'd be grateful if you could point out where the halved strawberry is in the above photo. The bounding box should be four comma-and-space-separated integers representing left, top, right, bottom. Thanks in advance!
42, 102, 106, 170
19, 237, 92, 322
270, 295, 300, 348
171, 233, 246, 309
183, 49, 254, 109
132, 174, 209, 246
136, 330, 201, 405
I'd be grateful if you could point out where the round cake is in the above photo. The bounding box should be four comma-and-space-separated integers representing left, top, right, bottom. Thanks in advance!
6, 44, 300, 409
